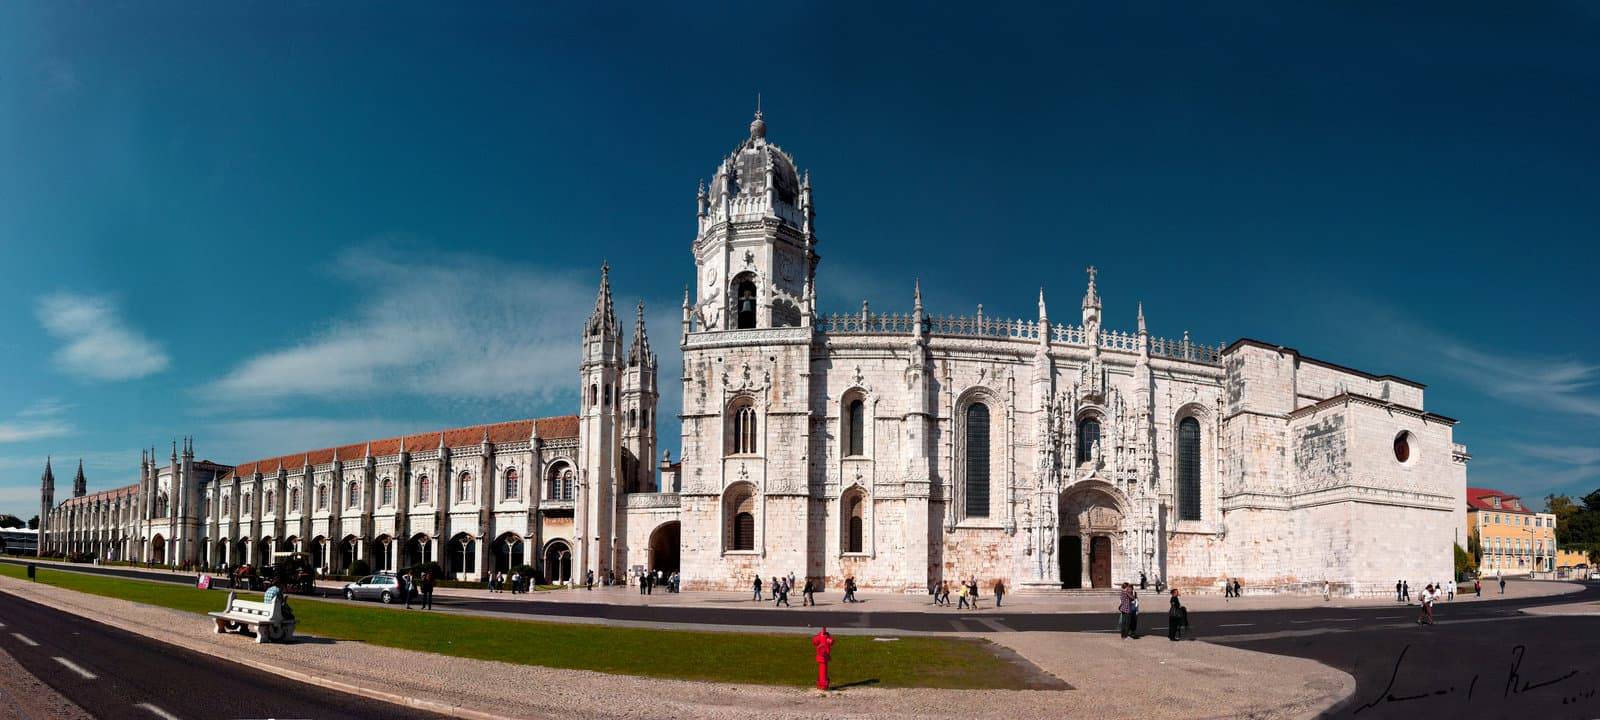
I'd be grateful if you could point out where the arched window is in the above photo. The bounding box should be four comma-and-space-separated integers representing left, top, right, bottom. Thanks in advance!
504, 468, 519, 499
457, 471, 473, 501
289, 487, 300, 512
417, 475, 431, 504
628, 409, 637, 428
728, 398, 758, 455
604, 384, 612, 408
845, 398, 866, 457
264, 490, 275, 515
346, 481, 359, 509
381, 477, 395, 507
223, 494, 232, 516
1077, 417, 1101, 463
735, 279, 757, 329
317, 484, 328, 510
242, 492, 252, 516
844, 490, 865, 553
589, 384, 598, 407
641, 408, 650, 430
1177, 416, 1202, 521
725, 484, 756, 551
965, 403, 991, 518
561, 470, 574, 501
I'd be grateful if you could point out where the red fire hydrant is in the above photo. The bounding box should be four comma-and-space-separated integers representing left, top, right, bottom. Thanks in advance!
811, 627, 834, 690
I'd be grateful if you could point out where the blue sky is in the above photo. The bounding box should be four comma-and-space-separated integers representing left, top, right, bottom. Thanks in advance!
2, 3, 1598, 518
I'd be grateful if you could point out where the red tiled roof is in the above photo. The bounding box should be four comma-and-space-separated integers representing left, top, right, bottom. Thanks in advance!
1467, 487, 1533, 514
229, 416, 579, 477
59, 483, 140, 506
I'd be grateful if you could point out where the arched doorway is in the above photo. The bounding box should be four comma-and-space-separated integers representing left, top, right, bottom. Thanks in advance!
372, 535, 394, 573
446, 533, 476, 579
1059, 485, 1124, 589
258, 536, 276, 565
490, 533, 524, 574
309, 535, 327, 572
403, 534, 430, 569
234, 538, 250, 566
215, 540, 228, 568
339, 535, 360, 574
542, 539, 572, 584
150, 535, 166, 565
648, 522, 680, 575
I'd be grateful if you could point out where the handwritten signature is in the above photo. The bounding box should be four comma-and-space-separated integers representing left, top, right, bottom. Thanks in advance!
1354, 644, 1589, 714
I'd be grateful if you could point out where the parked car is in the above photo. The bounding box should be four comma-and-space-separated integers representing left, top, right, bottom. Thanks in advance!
343, 574, 399, 604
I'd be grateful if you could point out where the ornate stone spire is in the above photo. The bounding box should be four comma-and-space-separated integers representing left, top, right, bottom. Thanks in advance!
1082, 266, 1101, 311
749, 95, 766, 140
1136, 301, 1146, 335
73, 459, 86, 497
41, 456, 54, 490
586, 262, 618, 336
628, 301, 654, 367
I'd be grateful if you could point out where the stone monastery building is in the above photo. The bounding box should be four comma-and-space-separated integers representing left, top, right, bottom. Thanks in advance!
39, 111, 1470, 595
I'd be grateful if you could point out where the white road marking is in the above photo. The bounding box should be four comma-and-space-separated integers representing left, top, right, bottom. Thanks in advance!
53, 656, 97, 680
974, 618, 1009, 632
135, 703, 182, 720
1376, 615, 1400, 619
11, 633, 38, 647
1218, 623, 1254, 627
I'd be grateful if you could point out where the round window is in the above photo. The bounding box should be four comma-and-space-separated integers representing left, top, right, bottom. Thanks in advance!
1393, 432, 1412, 463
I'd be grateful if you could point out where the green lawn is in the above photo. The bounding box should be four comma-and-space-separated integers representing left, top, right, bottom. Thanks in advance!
0, 564, 1035, 689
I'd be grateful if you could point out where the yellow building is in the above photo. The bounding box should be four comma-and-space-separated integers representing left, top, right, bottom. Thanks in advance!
1555, 548, 1590, 568
1467, 487, 1556, 575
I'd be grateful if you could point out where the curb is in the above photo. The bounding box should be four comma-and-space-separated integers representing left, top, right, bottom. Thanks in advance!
0, 582, 512, 720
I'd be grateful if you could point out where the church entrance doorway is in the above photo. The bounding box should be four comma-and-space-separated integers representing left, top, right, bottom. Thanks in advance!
1060, 483, 1125, 590
648, 521, 680, 576
1089, 536, 1112, 588
1061, 536, 1083, 589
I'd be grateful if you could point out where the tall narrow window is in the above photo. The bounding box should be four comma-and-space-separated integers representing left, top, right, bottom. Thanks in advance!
1177, 416, 1202, 521
846, 398, 865, 457
561, 470, 574, 501
381, 478, 395, 507
317, 485, 328, 510
845, 491, 865, 553
965, 403, 991, 518
347, 481, 359, 509
418, 475, 431, 504
265, 490, 275, 515
504, 468, 519, 499
243, 492, 252, 515
733, 512, 755, 550
1077, 418, 1101, 463
458, 471, 473, 502
289, 487, 299, 512
729, 400, 758, 455
726, 484, 756, 551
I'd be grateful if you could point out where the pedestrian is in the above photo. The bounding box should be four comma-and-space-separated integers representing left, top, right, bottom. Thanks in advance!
843, 576, 858, 604
1118, 583, 1139, 638
420, 569, 436, 610
812, 628, 834, 691
1232, 579, 1241, 598
967, 578, 980, 610
1168, 588, 1188, 641
647, 571, 655, 595
1140, 570, 1148, 590
1475, 577, 1482, 597
772, 576, 782, 604
401, 571, 415, 609
957, 581, 970, 609
1417, 584, 1435, 625
1395, 579, 1403, 602
1225, 579, 1233, 599
753, 575, 764, 601
1323, 580, 1331, 602
1402, 580, 1410, 603
586, 569, 594, 590
1446, 579, 1454, 601
1499, 575, 1506, 595
994, 579, 1006, 608
802, 577, 815, 606
938, 580, 951, 607
788, 571, 797, 591
776, 580, 791, 607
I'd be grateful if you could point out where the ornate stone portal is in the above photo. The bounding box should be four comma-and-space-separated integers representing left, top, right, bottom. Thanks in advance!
1058, 484, 1126, 588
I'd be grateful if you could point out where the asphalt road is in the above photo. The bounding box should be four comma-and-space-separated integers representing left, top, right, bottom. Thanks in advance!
9, 559, 1600, 719
0, 590, 450, 720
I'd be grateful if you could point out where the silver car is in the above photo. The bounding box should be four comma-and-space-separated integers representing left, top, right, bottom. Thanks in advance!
343, 574, 400, 604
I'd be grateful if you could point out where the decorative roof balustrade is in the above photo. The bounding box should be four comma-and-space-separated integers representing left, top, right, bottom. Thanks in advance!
819, 306, 1223, 365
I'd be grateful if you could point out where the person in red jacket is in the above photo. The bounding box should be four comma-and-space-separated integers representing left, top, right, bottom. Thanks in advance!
811, 627, 834, 690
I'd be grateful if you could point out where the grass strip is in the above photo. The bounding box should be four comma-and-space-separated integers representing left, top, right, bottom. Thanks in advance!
0, 564, 1034, 689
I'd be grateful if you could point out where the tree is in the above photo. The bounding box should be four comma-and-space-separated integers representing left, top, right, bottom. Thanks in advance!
0, 515, 24, 529
1546, 494, 1580, 545
27, 515, 38, 530
1454, 542, 1474, 580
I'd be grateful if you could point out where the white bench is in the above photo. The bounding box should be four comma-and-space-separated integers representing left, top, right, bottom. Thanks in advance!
208, 589, 296, 643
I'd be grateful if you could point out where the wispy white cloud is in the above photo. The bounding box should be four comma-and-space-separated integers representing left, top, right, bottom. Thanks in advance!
1439, 344, 1600, 418
1515, 444, 1600, 467
203, 417, 429, 462
35, 293, 170, 381
0, 399, 73, 444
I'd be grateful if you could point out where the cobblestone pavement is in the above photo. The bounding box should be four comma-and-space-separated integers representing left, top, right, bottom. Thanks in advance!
0, 573, 1352, 720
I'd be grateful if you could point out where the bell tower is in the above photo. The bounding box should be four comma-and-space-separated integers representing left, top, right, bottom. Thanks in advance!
689, 109, 817, 332
577, 263, 622, 582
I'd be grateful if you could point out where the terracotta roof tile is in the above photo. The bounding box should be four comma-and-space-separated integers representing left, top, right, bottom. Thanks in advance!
1467, 487, 1534, 514
224, 416, 580, 477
